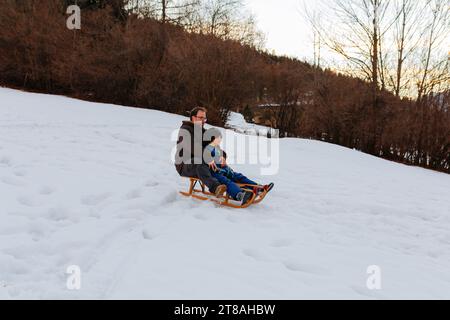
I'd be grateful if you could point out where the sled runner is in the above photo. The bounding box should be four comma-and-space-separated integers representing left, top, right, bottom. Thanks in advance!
180, 178, 269, 209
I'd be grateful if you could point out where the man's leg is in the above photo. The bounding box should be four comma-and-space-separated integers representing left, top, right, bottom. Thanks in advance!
179, 163, 196, 177
212, 172, 243, 199
195, 164, 222, 193
181, 164, 221, 193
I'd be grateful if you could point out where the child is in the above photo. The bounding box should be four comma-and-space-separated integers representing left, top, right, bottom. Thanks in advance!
204, 128, 274, 205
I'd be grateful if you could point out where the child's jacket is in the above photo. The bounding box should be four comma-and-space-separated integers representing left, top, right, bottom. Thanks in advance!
205, 144, 234, 178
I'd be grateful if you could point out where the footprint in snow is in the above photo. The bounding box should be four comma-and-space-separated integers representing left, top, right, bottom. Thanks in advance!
46, 207, 72, 222
161, 192, 178, 204
17, 196, 41, 207
145, 181, 159, 188
39, 186, 55, 195
142, 229, 158, 240
88, 208, 101, 219
111, 133, 137, 144
13, 170, 27, 177
194, 213, 210, 221
81, 193, 112, 206
1, 176, 26, 187
242, 248, 270, 262
28, 221, 50, 241
125, 188, 142, 200
0, 156, 13, 167
270, 238, 295, 248
283, 261, 331, 276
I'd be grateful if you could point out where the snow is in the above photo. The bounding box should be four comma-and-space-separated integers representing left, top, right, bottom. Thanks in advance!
1, 87, 450, 299
226, 111, 277, 137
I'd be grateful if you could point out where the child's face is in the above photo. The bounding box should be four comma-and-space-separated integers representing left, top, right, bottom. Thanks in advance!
213, 136, 222, 145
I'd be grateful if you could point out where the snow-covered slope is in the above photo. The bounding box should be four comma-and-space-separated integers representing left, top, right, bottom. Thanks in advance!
1, 87, 450, 299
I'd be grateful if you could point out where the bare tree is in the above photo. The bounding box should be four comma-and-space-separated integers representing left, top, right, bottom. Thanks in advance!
134, 0, 200, 25
198, 0, 241, 36
307, 0, 394, 102
303, 0, 448, 100
126, 0, 158, 17
128, 0, 263, 47
389, 0, 422, 97
188, 0, 264, 47
415, 0, 449, 101
301, 3, 323, 69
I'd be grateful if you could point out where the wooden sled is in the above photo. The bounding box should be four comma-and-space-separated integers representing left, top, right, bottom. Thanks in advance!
180, 178, 269, 209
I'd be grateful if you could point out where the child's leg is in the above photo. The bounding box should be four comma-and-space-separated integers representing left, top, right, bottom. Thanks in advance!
212, 172, 243, 199
231, 172, 259, 186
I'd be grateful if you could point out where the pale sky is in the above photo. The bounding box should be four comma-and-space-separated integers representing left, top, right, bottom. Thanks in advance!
246, 0, 316, 61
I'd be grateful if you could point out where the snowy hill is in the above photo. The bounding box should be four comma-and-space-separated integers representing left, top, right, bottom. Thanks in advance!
1, 87, 450, 299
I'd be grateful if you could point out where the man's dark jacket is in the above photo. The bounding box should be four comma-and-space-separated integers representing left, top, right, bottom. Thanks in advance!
175, 121, 208, 175
175, 121, 226, 175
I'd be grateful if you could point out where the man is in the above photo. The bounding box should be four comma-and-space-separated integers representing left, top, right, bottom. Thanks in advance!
175, 107, 227, 197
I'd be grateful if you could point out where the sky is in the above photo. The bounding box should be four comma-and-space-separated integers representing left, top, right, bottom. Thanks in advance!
246, 0, 449, 62
246, 0, 316, 61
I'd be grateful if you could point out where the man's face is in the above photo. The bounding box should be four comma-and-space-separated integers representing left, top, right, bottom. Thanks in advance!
192, 111, 207, 126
